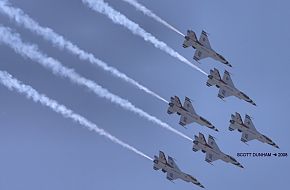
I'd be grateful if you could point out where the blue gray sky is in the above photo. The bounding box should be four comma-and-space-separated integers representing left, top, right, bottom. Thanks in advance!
0, 0, 289, 189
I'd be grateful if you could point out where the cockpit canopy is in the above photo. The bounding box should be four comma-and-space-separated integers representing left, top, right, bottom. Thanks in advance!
200, 117, 211, 125
240, 91, 249, 99
217, 53, 226, 61
228, 155, 237, 162
263, 135, 272, 142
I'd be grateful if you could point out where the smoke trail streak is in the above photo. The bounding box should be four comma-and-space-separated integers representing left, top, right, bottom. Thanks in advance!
0, 0, 168, 104
0, 26, 192, 141
81, 0, 207, 76
121, 0, 184, 37
0, 70, 153, 161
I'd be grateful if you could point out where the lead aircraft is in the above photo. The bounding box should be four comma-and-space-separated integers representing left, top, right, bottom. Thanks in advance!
183, 30, 231, 67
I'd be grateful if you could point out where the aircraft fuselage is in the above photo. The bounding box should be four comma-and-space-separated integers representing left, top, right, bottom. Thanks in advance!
192, 41, 227, 64
174, 106, 213, 129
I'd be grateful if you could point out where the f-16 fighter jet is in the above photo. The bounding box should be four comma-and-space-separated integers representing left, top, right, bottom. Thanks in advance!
153, 151, 204, 188
192, 133, 244, 168
183, 30, 231, 67
229, 113, 279, 148
206, 68, 256, 106
167, 96, 218, 131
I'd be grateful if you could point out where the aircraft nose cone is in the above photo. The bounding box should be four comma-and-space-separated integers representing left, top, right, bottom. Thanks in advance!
215, 128, 219, 132
275, 145, 280, 149
240, 165, 244, 169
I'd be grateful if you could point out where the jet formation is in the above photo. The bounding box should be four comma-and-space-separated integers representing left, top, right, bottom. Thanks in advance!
229, 113, 279, 148
150, 27, 279, 188
153, 151, 205, 188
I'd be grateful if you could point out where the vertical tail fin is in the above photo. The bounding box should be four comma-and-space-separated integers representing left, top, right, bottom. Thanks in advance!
183, 30, 197, 48
229, 112, 243, 131
207, 68, 221, 87
192, 135, 201, 152
167, 96, 182, 114
193, 133, 207, 152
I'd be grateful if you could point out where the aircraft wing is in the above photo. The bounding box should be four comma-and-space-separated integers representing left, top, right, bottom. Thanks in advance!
218, 87, 232, 99
198, 133, 207, 145
208, 135, 221, 151
205, 152, 219, 163
222, 70, 235, 87
199, 30, 212, 49
183, 30, 197, 48
244, 115, 257, 131
167, 172, 179, 181
241, 131, 256, 142
179, 115, 194, 127
168, 156, 181, 171
183, 97, 196, 114
159, 151, 167, 164
193, 49, 210, 62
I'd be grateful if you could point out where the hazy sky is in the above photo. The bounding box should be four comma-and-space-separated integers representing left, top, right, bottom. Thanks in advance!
0, 0, 289, 189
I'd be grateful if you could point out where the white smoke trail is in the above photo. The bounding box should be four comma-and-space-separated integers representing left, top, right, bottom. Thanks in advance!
81, 0, 207, 76
0, 0, 168, 103
0, 70, 152, 161
121, 0, 184, 37
0, 26, 192, 142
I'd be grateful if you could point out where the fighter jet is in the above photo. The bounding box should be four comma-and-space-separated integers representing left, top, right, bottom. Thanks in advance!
192, 133, 244, 168
183, 30, 231, 67
153, 151, 204, 188
167, 96, 218, 132
229, 113, 279, 148
206, 68, 256, 106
